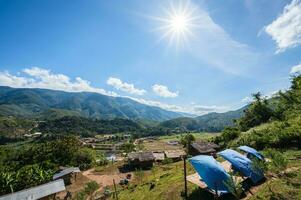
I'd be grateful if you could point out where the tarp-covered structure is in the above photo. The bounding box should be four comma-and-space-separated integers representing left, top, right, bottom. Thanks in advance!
239, 146, 264, 160
189, 155, 230, 194
218, 149, 264, 183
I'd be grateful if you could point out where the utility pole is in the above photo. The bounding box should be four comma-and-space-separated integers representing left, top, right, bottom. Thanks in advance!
183, 156, 188, 199
113, 179, 118, 200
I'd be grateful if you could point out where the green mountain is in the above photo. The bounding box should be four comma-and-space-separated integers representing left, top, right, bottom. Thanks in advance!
0, 86, 183, 121
159, 106, 246, 132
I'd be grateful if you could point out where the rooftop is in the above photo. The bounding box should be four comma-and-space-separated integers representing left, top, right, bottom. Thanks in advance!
0, 179, 65, 200
53, 167, 80, 180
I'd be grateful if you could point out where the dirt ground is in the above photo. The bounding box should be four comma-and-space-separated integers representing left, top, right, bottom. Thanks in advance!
143, 140, 184, 152
82, 168, 134, 190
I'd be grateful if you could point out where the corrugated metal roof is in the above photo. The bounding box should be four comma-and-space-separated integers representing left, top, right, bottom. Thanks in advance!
164, 150, 186, 158
153, 152, 165, 161
53, 167, 80, 180
128, 152, 155, 162
0, 179, 65, 200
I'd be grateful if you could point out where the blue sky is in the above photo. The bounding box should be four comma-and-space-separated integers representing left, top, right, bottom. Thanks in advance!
0, 0, 301, 115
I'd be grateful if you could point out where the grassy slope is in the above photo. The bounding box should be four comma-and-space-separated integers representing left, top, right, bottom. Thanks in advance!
113, 149, 301, 200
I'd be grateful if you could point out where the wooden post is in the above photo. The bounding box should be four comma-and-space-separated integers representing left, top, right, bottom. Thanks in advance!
113, 179, 118, 200
214, 182, 218, 200
183, 156, 188, 199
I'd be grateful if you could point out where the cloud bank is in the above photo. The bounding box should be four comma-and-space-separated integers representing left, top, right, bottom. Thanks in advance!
290, 63, 301, 74
265, 0, 301, 53
107, 77, 146, 95
0, 67, 230, 116
0, 67, 117, 96
152, 84, 178, 98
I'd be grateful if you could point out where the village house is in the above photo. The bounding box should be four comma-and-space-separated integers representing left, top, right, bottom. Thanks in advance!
53, 167, 81, 185
164, 150, 186, 161
152, 152, 165, 162
0, 179, 65, 200
189, 141, 220, 157
127, 152, 155, 169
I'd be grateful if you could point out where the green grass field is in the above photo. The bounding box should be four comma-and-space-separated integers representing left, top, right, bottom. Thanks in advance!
109, 149, 301, 200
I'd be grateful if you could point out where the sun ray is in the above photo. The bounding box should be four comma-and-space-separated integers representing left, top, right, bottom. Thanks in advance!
150, 0, 200, 49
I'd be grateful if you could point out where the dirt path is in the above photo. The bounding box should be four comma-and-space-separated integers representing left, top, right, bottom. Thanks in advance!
83, 168, 134, 190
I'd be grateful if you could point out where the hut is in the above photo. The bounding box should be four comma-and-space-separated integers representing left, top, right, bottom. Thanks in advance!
152, 152, 165, 162
189, 141, 220, 157
164, 150, 186, 161
0, 179, 65, 200
53, 167, 81, 185
127, 152, 155, 169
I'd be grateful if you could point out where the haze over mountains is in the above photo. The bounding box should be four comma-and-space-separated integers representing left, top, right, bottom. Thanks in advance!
0, 86, 245, 131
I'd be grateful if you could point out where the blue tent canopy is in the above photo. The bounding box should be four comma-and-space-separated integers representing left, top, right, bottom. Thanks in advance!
189, 155, 230, 194
239, 146, 264, 160
218, 149, 264, 183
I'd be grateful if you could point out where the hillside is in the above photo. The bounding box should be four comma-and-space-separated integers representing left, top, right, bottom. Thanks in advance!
0, 86, 182, 121
159, 106, 246, 132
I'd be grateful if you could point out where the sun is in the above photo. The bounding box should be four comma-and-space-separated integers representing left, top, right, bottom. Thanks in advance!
151, 1, 199, 48
170, 14, 189, 33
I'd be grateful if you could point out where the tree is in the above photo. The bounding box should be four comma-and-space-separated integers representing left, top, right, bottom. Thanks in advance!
237, 92, 274, 131
84, 181, 99, 200
180, 133, 195, 152
120, 142, 135, 153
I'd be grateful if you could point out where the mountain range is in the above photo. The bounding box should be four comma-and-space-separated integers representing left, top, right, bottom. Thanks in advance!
0, 86, 246, 132
0, 86, 186, 121
159, 106, 246, 132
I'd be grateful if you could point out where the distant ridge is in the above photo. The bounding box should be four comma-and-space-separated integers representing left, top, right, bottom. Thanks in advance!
159, 106, 247, 132
0, 86, 183, 121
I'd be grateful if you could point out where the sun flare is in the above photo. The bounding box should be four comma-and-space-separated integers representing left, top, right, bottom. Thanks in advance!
152, 1, 199, 48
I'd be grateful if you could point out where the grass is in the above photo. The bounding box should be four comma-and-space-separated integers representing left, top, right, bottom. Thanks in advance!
159, 132, 219, 142
248, 149, 301, 200
110, 149, 301, 200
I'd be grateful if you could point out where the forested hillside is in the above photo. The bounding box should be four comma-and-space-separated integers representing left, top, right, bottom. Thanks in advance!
213, 75, 301, 150
0, 86, 182, 121
159, 106, 246, 132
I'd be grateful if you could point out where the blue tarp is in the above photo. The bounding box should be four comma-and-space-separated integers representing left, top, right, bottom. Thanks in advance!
239, 146, 264, 160
189, 155, 230, 194
218, 149, 264, 183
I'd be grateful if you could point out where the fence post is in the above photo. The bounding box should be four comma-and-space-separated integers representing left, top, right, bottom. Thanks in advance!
183, 156, 188, 199
113, 179, 118, 200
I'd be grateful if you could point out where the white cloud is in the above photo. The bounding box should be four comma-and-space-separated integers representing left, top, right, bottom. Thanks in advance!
290, 63, 301, 74
0, 67, 230, 115
265, 0, 301, 53
242, 96, 252, 103
107, 77, 146, 95
0, 67, 117, 96
131, 97, 228, 116
152, 84, 178, 98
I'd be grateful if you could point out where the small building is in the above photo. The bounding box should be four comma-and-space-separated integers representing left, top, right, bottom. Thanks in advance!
164, 150, 186, 161
53, 167, 81, 185
152, 152, 165, 162
189, 141, 220, 157
0, 179, 65, 200
127, 152, 155, 169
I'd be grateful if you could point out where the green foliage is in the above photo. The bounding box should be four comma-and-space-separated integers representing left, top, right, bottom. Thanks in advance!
120, 142, 135, 153
223, 75, 301, 150
84, 181, 99, 197
162, 157, 173, 165
36, 116, 143, 136
223, 173, 243, 199
237, 92, 274, 131
180, 133, 195, 152
264, 149, 288, 175
213, 127, 240, 147
0, 136, 96, 195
